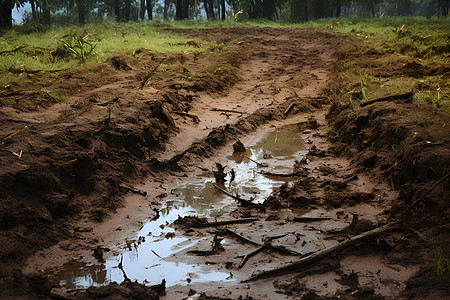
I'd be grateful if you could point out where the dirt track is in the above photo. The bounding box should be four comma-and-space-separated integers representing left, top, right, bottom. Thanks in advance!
1, 27, 449, 299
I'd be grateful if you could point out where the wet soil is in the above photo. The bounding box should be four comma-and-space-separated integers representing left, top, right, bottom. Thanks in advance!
0, 27, 449, 299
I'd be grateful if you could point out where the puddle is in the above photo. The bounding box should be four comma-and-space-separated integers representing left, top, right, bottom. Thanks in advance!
55, 123, 311, 288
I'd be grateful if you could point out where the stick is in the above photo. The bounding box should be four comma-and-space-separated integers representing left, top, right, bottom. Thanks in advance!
360, 92, 413, 108
220, 229, 262, 247
238, 245, 266, 268
119, 184, 147, 196
238, 243, 300, 269
1, 125, 29, 144
172, 111, 200, 123
244, 223, 397, 282
213, 184, 266, 211
211, 108, 243, 114
261, 171, 305, 177
244, 156, 268, 167
194, 218, 258, 228
284, 102, 297, 115
293, 217, 332, 222
408, 173, 450, 208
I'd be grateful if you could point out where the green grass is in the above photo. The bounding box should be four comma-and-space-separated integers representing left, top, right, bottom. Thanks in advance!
0, 21, 218, 76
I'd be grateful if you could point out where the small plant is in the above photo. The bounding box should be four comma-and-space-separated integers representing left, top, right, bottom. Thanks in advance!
435, 253, 450, 275
60, 33, 97, 63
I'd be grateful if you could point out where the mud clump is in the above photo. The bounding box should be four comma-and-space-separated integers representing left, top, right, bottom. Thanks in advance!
233, 140, 246, 153
108, 52, 132, 70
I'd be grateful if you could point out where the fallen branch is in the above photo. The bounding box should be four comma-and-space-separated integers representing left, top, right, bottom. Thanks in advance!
211, 108, 244, 114
220, 229, 262, 247
244, 223, 397, 282
238, 243, 301, 269
193, 218, 258, 228
188, 235, 224, 256
245, 156, 268, 167
360, 91, 413, 108
213, 184, 265, 212
172, 111, 200, 123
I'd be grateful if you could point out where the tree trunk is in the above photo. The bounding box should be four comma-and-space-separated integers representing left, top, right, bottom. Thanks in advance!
221, 0, 225, 20
139, 0, 145, 20
203, 0, 210, 19
146, 0, 153, 20
207, 0, 215, 19
336, 0, 341, 17
262, 0, 275, 19
76, 0, 86, 24
30, 0, 37, 22
0, 0, 13, 29
42, 0, 51, 25
183, 0, 189, 19
175, 0, 183, 19
125, 0, 131, 21
164, 0, 168, 20
114, 0, 120, 21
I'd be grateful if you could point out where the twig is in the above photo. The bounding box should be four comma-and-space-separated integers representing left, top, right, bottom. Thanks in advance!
238, 245, 266, 268
1, 125, 29, 145
244, 223, 397, 282
213, 184, 266, 211
172, 111, 200, 123
140, 62, 162, 89
119, 184, 147, 196
293, 217, 332, 222
284, 102, 297, 115
260, 171, 305, 177
408, 173, 450, 208
211, 108, 244, 114
151, 249, 162, 258
238, 243, 301, 269
220, 229, 262, 247
360, 91, 413, 108
244, 156, 268, 167
194, 218, 258, 228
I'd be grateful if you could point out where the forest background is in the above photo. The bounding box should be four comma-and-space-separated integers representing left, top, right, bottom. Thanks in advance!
0, 0, 449, 30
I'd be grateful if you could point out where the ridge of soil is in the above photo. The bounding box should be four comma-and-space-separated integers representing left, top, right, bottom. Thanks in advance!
0, 26, 449, 299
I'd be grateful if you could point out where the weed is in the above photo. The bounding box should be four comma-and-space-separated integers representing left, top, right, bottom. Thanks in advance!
435, 253, 450, 275
323, 126, 334, 133
60, 33, 97, 63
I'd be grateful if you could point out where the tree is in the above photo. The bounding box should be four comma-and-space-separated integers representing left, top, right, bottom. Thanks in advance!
0, 0, 13, 29
75, 0, 86, 24
147, 0, 153, 19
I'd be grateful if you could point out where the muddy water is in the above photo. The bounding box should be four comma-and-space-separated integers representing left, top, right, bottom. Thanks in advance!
55, 123, 307, 288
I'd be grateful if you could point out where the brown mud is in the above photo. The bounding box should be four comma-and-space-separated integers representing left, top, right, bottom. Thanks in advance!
0, 27, 449, 299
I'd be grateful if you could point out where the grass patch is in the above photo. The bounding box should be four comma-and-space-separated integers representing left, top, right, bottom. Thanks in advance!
0, 21, 217, 79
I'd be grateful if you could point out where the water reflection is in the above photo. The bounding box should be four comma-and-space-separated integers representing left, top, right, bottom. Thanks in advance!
57, 123, 307, 288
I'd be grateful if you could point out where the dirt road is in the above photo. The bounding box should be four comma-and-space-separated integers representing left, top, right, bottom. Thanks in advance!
1, 27, 449, 299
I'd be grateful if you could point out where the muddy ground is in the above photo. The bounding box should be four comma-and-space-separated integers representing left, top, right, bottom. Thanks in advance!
0, 27, 449, 299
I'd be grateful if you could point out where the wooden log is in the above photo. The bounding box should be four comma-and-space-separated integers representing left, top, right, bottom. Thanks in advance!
244, 223, 397, 282
360, 92, 413, 108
